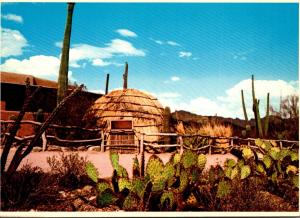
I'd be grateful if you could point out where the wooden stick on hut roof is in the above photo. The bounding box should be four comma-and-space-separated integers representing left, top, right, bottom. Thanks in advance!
123, 62, 128, 90
105, 73, 109, 95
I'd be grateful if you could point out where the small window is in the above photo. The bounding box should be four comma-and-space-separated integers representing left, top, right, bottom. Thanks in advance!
111, 120, 132, 130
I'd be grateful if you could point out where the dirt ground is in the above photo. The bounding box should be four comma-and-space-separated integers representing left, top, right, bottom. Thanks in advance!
1, 148, 237, 177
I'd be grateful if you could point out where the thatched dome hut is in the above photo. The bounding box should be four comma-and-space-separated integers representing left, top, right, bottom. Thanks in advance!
85, 88, 164, 143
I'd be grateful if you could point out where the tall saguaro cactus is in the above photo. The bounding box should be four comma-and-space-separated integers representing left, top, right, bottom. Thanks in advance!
123, 62, 128, 89
57, 3, 75, 105
252, 75, 264, 138
264, 92, 270, 137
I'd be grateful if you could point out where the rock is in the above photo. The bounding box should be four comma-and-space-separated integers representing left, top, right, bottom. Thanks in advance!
72, 198, 85, 210
47, 145, 62, 151
78, 146, 87, 151
61, 147, 72, 152
88, 146, 101, 152
32, 147, 42, 152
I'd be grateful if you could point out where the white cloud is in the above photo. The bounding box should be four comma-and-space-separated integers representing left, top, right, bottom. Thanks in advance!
55, 41, 62, 48
179, 51, 192, 58
88, 89, 105, 94
167, 41, 180, 46
68, 39, 145, 67
156, 79, 299, 119
1, 28, 28, 57
0, 55, 60, 79
155, 40, 163, 45
116, 29, 137, 37
171, 76, 180, 82
2, 13, 23, 23
92, 59, 112, 67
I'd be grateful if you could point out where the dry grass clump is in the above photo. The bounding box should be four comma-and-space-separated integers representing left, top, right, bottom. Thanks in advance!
199, 122, 233, 137
181, 121, 233, 137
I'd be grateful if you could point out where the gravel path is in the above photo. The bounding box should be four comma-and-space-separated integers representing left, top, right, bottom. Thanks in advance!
1, 149, 237, 178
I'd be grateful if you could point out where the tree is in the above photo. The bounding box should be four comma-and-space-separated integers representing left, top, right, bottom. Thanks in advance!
57, 3, 75, 105
270, 95, 299, 119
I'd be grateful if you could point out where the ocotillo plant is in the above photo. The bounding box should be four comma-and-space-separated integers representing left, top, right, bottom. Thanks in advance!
105, 73, 110, 95
57, 3, 75, 105
123, 62, 128, 89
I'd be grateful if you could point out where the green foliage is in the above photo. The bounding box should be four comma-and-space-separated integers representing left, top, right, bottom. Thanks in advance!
118, 178, 132, 192
230, 166, 239, 180
242, 147, 253, 160
163, 162, 175, 181
132, 179, 145, 199
181, 150, 197, 169
197, 154, 207, 170
160, 191, 175, 210
240, 165, 251, 180
269, 147, 280, 160
110, 152, 119, 169
97, 182, 111, 193
116, 165, 129, 178
216, 180, 231, 198
256, 163, 266, 175
146, 155, 164, 180
132, 156, 140, 178
177, 170, 188, 193
86, 162, 99, 183
97, 189, 117, 207
173, 153, 181, 165
292, 175, 299, 188
122, 193, 140, 211
226, 159, 237, 168
263, 155, 272, 169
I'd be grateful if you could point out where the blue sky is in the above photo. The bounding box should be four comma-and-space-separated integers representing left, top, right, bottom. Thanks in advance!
1, 3, 299, 118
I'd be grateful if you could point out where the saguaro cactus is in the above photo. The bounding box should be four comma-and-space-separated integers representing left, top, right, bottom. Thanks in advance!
57, 3, 75, 105
241, 90, 248, 122
251, 75, 264, 138
264, 93, 270, 137
123, 62, 128, 89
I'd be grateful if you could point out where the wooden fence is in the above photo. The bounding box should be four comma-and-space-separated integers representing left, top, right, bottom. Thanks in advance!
1, 120, 299, 154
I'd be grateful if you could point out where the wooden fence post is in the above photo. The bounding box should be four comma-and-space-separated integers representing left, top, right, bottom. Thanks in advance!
42, 132, 47, 151
178, 136, 183, 155
140, 133, 145, 177
100, 131, 105, 152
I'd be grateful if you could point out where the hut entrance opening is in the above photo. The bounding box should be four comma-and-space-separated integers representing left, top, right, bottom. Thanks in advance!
109, 120, 136, 152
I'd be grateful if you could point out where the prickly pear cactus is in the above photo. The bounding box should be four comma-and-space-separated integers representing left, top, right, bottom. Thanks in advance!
173, 153, 181, 164
86, 162, 99, 183
97, 189, 117, 207
230, 166, 239, 180
177, 170, 188, 193
263, 155, 272, 169
132, 155, 140, 178
269, 147, 280, 160
132, 178, 145, 199
97, 181, 111, 193
118, 178, 132, 192
256, 163, 266, 175
242, 147, 253, 160
160, 191, 175, 210
163, 162, 175, 181
122, 192, 140, 211
110, 152, 119, 169
116, 165, 129, 178
240, 165, 251, 179
146, 155, 164, 180
197, 154, 207, 170
226, 159, 236, 168
181, 150, 197, 169
216, 180, 231, 198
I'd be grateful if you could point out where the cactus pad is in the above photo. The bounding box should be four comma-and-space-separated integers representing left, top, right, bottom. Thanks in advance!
226, 158, 237, 168
230, 166, 239, 180
86, 162, 99, 183
263, 155, 272, 169
118, 178, 132, 192
160, 191, 175, 209
216, 180, 231, 198
269, 147, 280, 160
110, 152, 119, 169
122, 192, 140, 211
97, 189, 117, 207
256, 163, 266, 175
146, 155, 164, 180
197, 154, 207, 170
97, 182, 111, 193
181, 150, 197, 169
242, 147, 253, 160
240, 165, 251, 179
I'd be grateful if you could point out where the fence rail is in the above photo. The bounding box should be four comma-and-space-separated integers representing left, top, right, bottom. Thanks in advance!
1, 119, 298, 153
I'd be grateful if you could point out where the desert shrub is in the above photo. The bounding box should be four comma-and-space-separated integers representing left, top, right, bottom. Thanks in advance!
1, 164, 43, 210
47, 152, 90, 188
